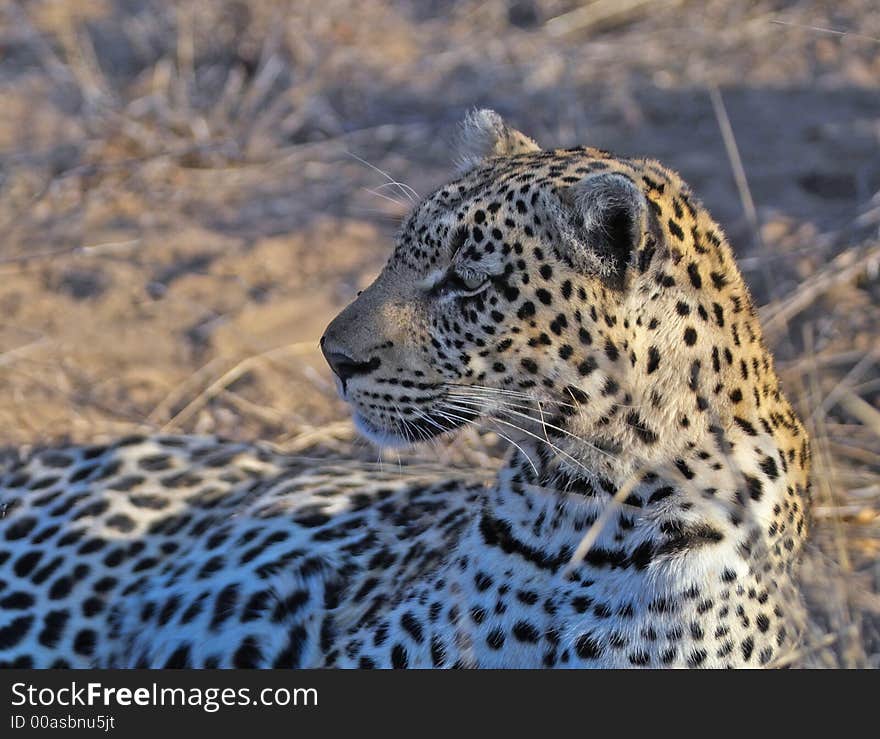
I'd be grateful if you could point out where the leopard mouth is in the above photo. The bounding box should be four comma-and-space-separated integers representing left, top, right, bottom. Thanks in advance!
352, 405, 479, 448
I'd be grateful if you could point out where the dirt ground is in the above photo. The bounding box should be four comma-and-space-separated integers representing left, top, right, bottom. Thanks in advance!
1, 0, 878, 667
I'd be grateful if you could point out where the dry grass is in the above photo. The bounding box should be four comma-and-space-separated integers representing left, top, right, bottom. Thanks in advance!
0, 0, 878, 667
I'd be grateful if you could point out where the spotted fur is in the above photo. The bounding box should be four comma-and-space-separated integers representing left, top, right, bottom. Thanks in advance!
0, 111, 810, 668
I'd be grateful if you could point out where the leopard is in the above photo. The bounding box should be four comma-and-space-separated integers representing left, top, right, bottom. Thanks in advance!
0, 110, 811, 669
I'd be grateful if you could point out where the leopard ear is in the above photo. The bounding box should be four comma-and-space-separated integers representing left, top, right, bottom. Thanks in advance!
455, 109, 540, 172
557, 172, 648, 283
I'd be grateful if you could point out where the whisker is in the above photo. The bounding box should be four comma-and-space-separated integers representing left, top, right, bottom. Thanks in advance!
363, 187, 408, 208
444, 397, 620, 464
347, 151, 419, 203
371, 182, 417, 198
443, 382, 557, 402
446, 394, 576, 419
446, 387, 649, 434
412, 409, 450, 437
432, 406, 540, 477
441, 401, 610, 478
446, 385, 647, 413
446, 388, 578, 412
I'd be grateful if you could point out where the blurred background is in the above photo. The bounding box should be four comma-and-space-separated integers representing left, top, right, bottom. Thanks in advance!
0, 0, 878, 666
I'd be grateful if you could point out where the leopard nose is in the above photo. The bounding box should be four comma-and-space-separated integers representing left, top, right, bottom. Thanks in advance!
323, 349, 360, 384
320, 336, 380, 384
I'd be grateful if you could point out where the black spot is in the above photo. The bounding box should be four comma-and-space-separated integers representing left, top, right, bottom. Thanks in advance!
604, 338, 619, 362
684, 327, 698, 346
294, 511, 330, 528
0, 615, 34, 649
517, 301, 536, 319
593, 602, 612, 618
429, 636, 446, 666
198, 556, 225, 579
744, 474, 764, 501
674, 459, 695, 480
106, 514, 136, 533
756, 613, 770, 633
37, 611, 68, 648
601, 378, 619, 396
73, 629, 96, 656
0, 591, 34, 610
391, 644, 409, 669
164, 645, 191, 668
234, 637, 263, 668
486, 628, 505, 650
242, 591, 271, 622
647, 486, 674, 504
584, 547, 628, 568
271, 590, 310, 623
82, 597, 104, 618
48, 576, 73, 600
401, 612, 424, 644
273, 625, 307, 668
759, 457, 779, 480
627, 412, 658, 445
92, 576, 117, 594
629, 541, 655, 569
512, 620, 540, 643
646, 347, 661, 374
13, 551, 42, 578
5, 516, 37, 541
129, 493, 169, 509
138, 453, 172, 472
549, 313, 568, 334
566, 385, 589, 404
575, 356, 597, 376
210, 584, 239, 630
575, 633, 603, 659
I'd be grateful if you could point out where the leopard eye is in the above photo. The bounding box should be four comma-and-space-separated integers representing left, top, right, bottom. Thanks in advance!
431, 267, 489, 298
453, 270, 488, 292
